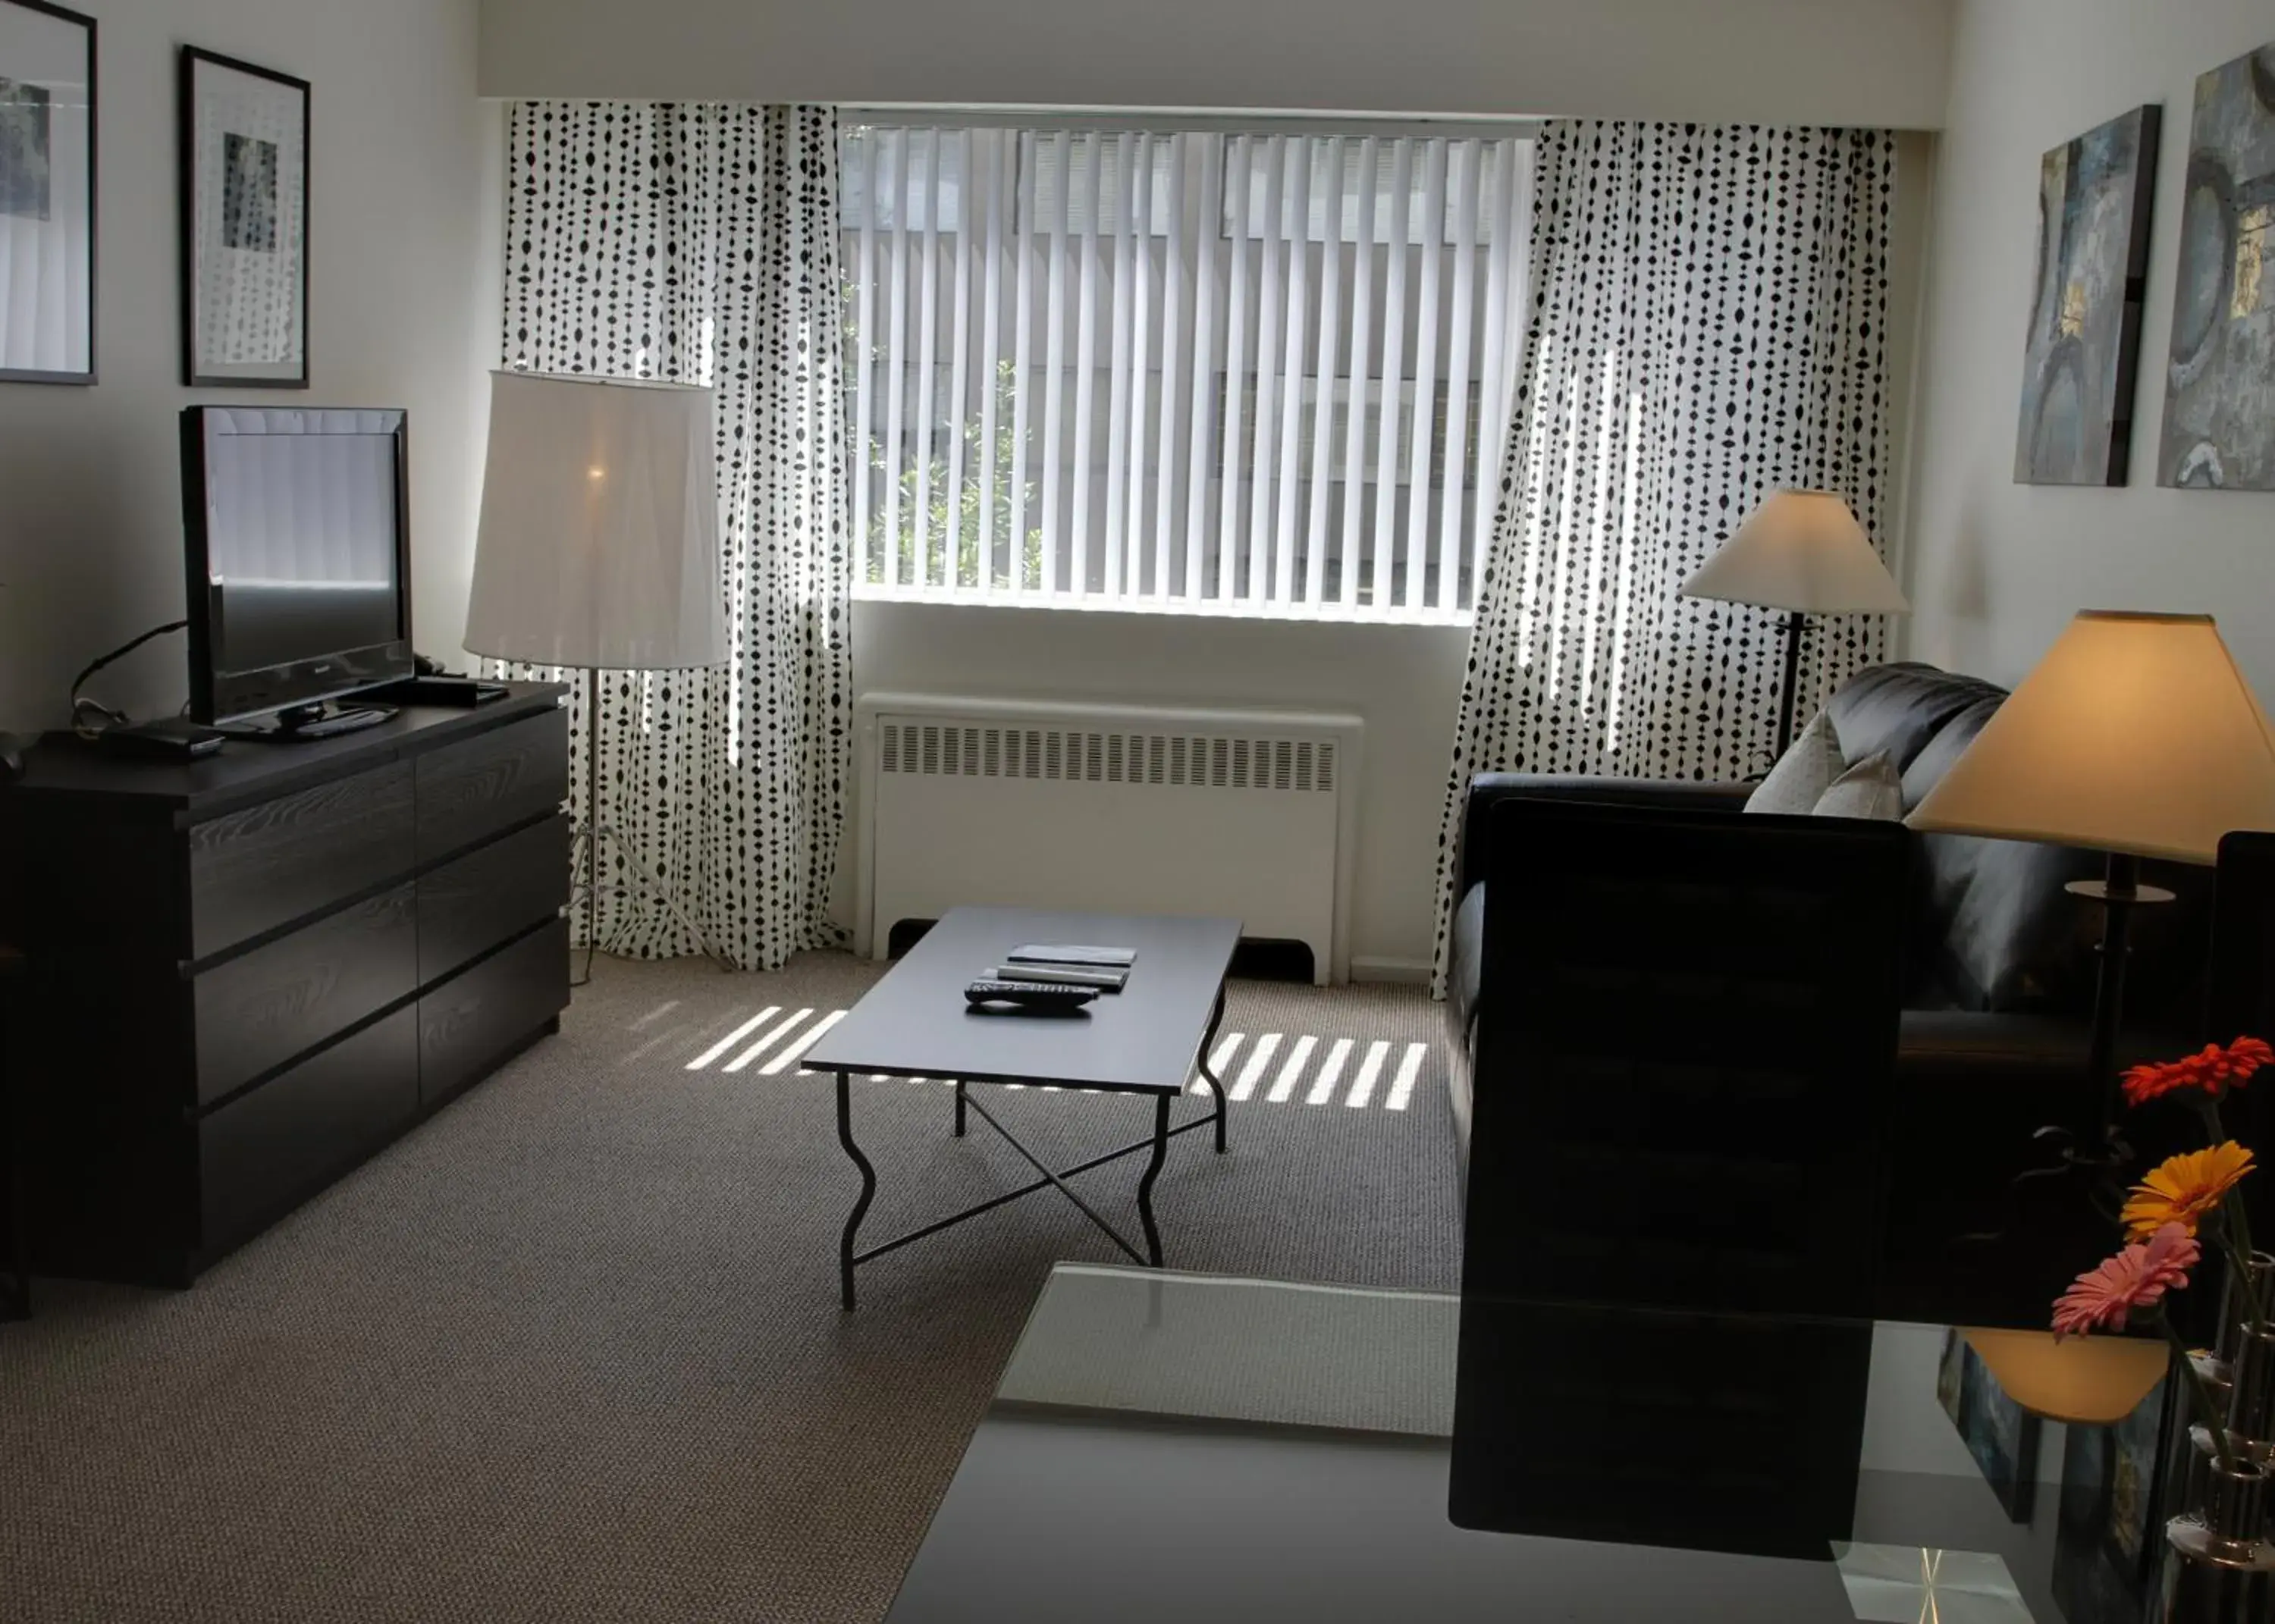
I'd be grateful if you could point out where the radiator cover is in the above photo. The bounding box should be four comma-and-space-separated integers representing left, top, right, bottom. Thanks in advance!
854, 694, 1363, 984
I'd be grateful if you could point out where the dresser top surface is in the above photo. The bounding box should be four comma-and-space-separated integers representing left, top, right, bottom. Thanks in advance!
15, 684, 568, 817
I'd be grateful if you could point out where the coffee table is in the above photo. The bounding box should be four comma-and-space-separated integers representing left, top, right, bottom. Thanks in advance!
805, 907, 1242, 1309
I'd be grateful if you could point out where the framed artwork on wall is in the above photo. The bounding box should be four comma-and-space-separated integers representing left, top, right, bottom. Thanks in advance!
2013, 105, 2160, 485
179, 46, 308, 388
0, 0, 96, 384
2160, 42, 2275, 490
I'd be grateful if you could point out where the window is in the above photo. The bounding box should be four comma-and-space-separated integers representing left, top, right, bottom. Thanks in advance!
839, 121, 1534, 620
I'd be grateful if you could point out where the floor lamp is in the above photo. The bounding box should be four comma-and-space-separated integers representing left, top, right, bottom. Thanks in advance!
1909, 612, 2275, 1164
1680, 489, 1911, 757
463, 370, 732, 984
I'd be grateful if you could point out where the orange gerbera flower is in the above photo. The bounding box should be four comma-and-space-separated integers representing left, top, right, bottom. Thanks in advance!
2123, 1037, 2275, 1108
2121, 1142, 2255, 1240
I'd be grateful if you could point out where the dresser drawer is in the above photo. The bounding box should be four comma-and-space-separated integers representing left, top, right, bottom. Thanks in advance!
193, 883, 419, 1108
188, 761, 416, 958
414, 712, 569, 864
196, 1005, 419, 1258
419, 918, 569, 1108
418, 815, 570, 986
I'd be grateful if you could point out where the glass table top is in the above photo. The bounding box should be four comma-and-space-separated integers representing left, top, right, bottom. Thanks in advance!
883, 1265, 2103, 1622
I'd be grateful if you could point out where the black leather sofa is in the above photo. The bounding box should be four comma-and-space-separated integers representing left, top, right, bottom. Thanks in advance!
1444, 662, 2218, 1325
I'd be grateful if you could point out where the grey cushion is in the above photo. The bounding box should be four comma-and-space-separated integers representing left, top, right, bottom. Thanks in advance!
1813, 751, 1903, 820
1745, 708, 1844, 814
1450, 881, 1486, 1036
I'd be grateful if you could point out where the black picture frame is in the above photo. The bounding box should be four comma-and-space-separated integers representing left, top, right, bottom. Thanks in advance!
177, 45, 309, 388
0, 0, 98, 384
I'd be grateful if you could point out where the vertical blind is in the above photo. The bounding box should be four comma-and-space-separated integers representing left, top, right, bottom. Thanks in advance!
841, 124, 1534, 618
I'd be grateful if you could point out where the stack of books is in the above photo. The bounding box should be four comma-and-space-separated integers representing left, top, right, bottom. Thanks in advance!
989, 944, 1136, 993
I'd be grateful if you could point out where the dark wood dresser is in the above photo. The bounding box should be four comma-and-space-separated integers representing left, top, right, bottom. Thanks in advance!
6, 683, 571, 1287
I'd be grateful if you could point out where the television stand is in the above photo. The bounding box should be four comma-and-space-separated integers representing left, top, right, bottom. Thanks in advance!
216, 701, 399, 742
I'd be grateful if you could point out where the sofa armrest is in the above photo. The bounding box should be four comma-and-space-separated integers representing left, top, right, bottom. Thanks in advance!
1456, 773, 1752, 898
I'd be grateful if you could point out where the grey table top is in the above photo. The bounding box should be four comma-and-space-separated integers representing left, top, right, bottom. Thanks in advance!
804, 907, 1241, 1093
883, 1265, 2072, 1624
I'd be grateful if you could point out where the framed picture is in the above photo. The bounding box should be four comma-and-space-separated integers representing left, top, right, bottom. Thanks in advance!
2160, 41, 2275, 489
0, 0, 96, 384
2013, 105, 2160, 485
1937, 1327, 2042, 1521
178, 45, 307, 387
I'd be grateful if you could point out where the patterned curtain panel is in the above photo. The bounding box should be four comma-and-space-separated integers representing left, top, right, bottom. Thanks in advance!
500, 102, 852, 970
1429, 121, 1899, 994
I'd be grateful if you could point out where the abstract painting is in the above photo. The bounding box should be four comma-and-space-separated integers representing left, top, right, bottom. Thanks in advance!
2161, 43, 2275, 489
2051, 1372, 2173, 1624
2015, 105, 2160, 484
0, 0, 95, 383
1937, 1328, 2041, 1522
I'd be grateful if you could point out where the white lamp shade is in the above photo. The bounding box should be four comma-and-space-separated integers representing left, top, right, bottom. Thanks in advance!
464, 371, 729, 670
1680, 489, 1911, 615
1908, 612, 2275, 865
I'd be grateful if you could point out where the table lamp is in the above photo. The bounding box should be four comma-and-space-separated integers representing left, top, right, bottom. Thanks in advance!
463, 370, 730, 981
1909, 612, 2275, 1150
1680, 490, 1911, 756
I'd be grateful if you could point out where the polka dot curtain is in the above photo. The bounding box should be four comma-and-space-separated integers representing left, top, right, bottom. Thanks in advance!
499, 102, 852, 970
1430, 122, 1900, 996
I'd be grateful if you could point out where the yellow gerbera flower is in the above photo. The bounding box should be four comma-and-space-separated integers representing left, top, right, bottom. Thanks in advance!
2121, 1142, 2255, 1240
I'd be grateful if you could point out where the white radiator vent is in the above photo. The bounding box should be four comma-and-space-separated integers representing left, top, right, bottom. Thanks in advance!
880, 722, 1337, 795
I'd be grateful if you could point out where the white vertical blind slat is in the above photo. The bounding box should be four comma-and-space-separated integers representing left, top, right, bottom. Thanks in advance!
1009, 132, 1037, 589
1439, 140, 1480, 613
1370, 139, 1412, 610
914, 132, 941, 585
1339, 136, 1377, 609
1156, 135, 1187, 599
1216, 135, 1253, 604
1039, 130, 1071, 594
1404, 140, 1446, 610
1184, 136, 1220, 601
1305, 136, 1344, 607
1103, 133, 1137, 600
977, 130, 1008, 594
855, 130, 878, 585
1475, 140, 1513, 594
1246, 137, 1285, 604
1272, 137, 1312, 604
1071, 133, 1103, 597
946, 130, 974, 588
882, 128, 909, 588
1127, 136, 1154, 597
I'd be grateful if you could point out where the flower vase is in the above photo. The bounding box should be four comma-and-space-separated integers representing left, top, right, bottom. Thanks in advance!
2160, 1454, 2275, 1623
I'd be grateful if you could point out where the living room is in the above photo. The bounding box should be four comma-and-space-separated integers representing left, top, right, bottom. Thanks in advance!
5, 0, 2275, 1618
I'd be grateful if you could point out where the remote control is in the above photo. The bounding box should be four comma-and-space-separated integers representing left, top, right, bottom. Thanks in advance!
964, 979, 1100, 1013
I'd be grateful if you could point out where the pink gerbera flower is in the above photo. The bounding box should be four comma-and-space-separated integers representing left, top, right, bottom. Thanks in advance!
2052, 1223, 2201, 1339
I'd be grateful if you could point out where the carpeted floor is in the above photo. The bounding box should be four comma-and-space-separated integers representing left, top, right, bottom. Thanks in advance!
0, 952, 1461, 1623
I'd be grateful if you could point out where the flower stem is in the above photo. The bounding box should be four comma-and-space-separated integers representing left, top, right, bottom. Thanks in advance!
2161, 1308, 2241, 1472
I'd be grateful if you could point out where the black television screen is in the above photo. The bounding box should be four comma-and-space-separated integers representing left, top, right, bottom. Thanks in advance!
182, 406, 413, 723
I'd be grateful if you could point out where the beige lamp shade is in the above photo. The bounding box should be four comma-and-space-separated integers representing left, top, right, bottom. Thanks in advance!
1962, 1328, 2170, 1426
1908, 612, 2275, 865
464, 371, 728, 670
1680, 489, 1911, 614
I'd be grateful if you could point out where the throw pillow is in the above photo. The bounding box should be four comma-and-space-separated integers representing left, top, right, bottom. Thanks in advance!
1744, 707, 1844, 814
1812, 751, 1903, 820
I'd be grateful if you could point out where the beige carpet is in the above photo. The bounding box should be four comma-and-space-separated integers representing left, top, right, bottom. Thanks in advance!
0, 952, 1459, 1622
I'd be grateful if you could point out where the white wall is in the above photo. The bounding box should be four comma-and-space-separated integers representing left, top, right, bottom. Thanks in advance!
479, 0, 1955, 131
1903, 0, 2275, 694
851, 601, 1467, 976
0, 0, 486, 731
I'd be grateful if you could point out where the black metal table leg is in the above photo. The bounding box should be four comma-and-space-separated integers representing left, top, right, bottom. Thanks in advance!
953, 1079, 966, 1138
1136, 1092, 1171, 1266
1199, 986, 1229, 1153
836, 1070, 877, 1311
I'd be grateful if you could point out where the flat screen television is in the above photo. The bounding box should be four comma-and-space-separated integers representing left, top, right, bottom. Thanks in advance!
181, 406, 413, 725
